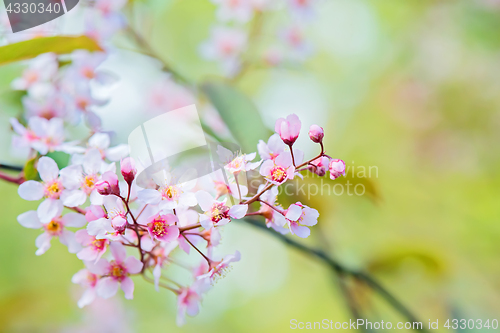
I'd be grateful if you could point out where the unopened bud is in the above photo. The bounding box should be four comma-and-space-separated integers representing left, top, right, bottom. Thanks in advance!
121, 157, 136, 185
308, 125, 324, 143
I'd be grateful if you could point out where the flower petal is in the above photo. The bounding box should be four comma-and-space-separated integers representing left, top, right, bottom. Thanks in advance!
37, 157, 59, 182
96, 277, 119, 299
17, 210, 42, 229
110, 242, 127, 262
137, 189, 162, 205
35, 232, 52, 255
124, 256, 144, 274
18, 181, 44, 200
61, 190, 87, 207
228, 204, 248, 219
37, 199, 63, 223
62, 212, 87, 228
121, 276, 135, 299
195, 191, 214, 212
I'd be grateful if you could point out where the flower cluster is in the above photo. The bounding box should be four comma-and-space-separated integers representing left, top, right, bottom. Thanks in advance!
2, 0, 342, 327
200, 0, 317, 76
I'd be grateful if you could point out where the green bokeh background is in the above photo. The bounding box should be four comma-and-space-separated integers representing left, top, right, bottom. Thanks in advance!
1, 0, 500, 332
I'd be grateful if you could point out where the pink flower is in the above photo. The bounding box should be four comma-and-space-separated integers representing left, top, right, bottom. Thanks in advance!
281, 25, 313, 61
309, 156, 329, 177
257, 133, 287, 161
329, 159, 346, 180
17, 202, 86, 255
284, 202, 319, 238
137, 170, 197, 210
275, 114, 301, 145
198, 251, 241, 283
140, 213, 180, 242
308, 124, 324, 143
208, 169, 248, 199
75, 229, 109, 262
68, 51, 116, 85
11, 53, 57, 91
72, 264, 100, 308
259, 151, 302, 185
121, 157, 136, 185
195, 191, 248, 230
211, 0, 254, 23
177, 281, 204, 326
147, 77, 195, 114
71, 132, 129, 164
199, 26, 247, 75
93, 243, 143, 300
10, 117, 84, 155
217, 145, 261, 175
287, 0, 316, 20
60, 149, 118, 207
87, 197, 128, 239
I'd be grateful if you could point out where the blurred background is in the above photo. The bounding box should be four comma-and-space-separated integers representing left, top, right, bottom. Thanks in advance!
1, 0, 500, 331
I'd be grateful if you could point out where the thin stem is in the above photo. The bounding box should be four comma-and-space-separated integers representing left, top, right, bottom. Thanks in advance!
258, 199, 285, 215
182, 234, 211, 265
142, 273, 180, 294
0, 171, 24, 184
241, 218, 427, 332
179, 223, 201, 232
69, 206, 86, 214
234, 175, 243, 203
288, 144, 296, 168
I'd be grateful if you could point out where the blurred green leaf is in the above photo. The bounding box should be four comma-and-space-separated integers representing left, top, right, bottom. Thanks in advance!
46, 151, 70, 170
23, 157, 39, 181
201, 80, 272, 152
334, 173, 381, 202
0, 36, 103, 66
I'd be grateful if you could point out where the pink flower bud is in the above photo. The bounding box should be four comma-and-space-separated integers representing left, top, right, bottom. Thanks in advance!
95, 180, 112, 195
275, 114, 301, 145
121, 157, 136, 184
328, 159, 346, 180
96, 171, 120, 196
308, 125, 324, 143
309, 156, 329, 177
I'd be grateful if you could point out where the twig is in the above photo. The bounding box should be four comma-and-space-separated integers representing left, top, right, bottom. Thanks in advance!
241, 218, 427, 332
0, 163, 23, 172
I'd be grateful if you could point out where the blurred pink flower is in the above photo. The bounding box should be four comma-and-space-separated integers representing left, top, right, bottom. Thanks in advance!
275, 113, 301, 145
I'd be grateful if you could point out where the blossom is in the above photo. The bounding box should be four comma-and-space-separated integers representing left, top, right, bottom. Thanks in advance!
17, 202, 86, 255
281, 25, 313, 61
75, 229, 110, 262
72, 264, 100, 308
95, 171, 120, 196
309, 156, 329, 177
147, 77, 195, 114
177, 281, 204, 326
257, 133, 287, 161
287, 0, 316, 20
275, 113, 301, 145
258, 185, 288, 234
87, 196, 129, 239
211, 0, 254, 23
11, 53, 57, 91
18, 156, 78, 220
198, 251, 241, 283
60, 148, 115, 206
10, 117, 84, 155
195, 191, 248, 230
217, 145, 261, 175
209, 169, 248, 199
329, 159, 346, 180
93, 243, 143, 299
140, 213, 180, 242
199, 26, 247, 75
308, 124, 324, 143
259, 151, 302, 185
284, 202, 319, 238
68, 50, 117, 85
137, 169, 197, 211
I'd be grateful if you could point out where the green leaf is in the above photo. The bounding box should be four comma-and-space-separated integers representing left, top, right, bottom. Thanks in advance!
201, 80, 272, 152
46, 152, 70, 170
0, 36, 103, 66
23, 157, 39, 181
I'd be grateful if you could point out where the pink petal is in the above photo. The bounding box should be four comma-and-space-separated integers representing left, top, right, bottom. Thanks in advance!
153, 264, 161, 291
228, 204, 248, 219
89, 258, 110, 276
77, 288, 96, 308
77, 247, 98, 261
290, 223, 310, 238
59, 230, 81, 253
137, 189, 162, 205
62, 212, 87, 228
195, 191, 215, 212
285, 204, 302, 221
35, 232, 52, 255
120, 276, 135, 299
110, 242, 127, 262
124, 256, 143, 274
96, 277, 119, 299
